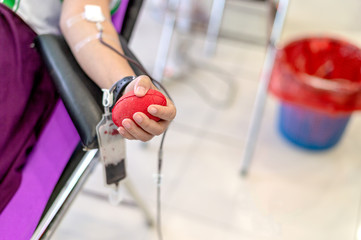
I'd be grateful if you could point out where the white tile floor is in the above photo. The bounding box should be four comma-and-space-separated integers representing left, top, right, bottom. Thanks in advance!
52, 0, 361, 239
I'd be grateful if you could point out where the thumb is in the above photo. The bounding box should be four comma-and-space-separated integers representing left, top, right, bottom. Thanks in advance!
133, 75, 152, 97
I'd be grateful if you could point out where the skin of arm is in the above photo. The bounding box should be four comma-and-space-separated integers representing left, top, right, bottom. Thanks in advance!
60, 0, 176, 141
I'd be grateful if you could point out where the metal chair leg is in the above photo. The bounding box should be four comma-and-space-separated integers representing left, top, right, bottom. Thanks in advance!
31, 149, 99, 240
240, 0, 289, 176
152, 0, 180, 81
240, 47, 277, 176
203, 0, 226, 56
32, 149, 155, 239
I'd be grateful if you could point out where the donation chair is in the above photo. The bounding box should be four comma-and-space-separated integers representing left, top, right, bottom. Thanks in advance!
0, 1, 154, 239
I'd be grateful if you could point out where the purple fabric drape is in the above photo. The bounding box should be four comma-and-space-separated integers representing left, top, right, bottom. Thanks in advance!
0, 0, 129, 219
0, 100, 80, 239
0, 4, 58, 213
111, 0, 130, 33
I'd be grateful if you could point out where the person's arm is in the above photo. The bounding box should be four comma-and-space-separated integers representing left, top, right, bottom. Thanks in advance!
60, 0, 176, 141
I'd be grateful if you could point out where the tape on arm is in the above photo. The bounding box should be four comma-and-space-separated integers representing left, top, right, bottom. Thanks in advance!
68, 5, 119, 52
84, 5, 105, 22
74, 32, 118, 52
66, 4, 105, 28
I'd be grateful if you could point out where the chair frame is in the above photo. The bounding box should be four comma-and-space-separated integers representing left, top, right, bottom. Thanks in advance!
30, 1, 156, 239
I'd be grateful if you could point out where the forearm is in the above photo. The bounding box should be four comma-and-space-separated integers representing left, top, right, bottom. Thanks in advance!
60, 0, 135, 89
60, 0, 176, 142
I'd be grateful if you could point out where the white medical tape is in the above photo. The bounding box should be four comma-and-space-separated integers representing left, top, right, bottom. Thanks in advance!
66, 5, 106, 28
74, 33, 119, 53
66, 13, 85, 28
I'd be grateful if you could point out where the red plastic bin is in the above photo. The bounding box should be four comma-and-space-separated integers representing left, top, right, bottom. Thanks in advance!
269, 37, 361, 149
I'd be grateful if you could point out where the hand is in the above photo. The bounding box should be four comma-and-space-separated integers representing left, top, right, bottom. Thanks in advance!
117, 75, 176, 141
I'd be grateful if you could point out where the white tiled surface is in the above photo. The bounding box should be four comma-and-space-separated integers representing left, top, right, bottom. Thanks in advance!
52, 0, 361, 239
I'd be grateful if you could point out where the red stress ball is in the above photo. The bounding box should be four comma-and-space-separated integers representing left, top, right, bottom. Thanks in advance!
112, 89, 167, 127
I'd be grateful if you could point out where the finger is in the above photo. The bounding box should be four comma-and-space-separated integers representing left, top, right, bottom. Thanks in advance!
121, 118, 154, 142
148, 100, 176, 122
117, 126, 136, 140
123, 75, 152, 96
133, 75, 153, 97
133, 112, 169, 136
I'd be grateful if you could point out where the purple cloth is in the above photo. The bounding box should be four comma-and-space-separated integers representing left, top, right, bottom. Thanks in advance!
0, 101, 80, 239
111, 0, 129, 33
0, 2, 129, 237
0, 5, 58, 213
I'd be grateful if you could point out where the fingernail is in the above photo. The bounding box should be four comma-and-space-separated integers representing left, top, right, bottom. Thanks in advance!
148, 106, 157, 114
136, 86, 146, 95
118, 127, 125, 135
134, 114, 143, 123
122, 120, 131, 129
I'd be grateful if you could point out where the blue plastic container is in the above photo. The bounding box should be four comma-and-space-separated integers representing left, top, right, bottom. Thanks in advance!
278, 102, 351, 150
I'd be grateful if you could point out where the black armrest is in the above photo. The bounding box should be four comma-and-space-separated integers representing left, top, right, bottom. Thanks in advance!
35, 34, 145, 149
